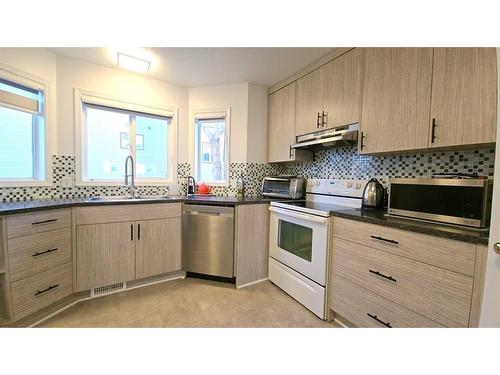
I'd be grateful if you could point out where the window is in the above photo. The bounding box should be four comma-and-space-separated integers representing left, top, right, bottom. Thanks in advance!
194, 110, 229, 185
0, 77, 46, 184
78, 94, 176, 185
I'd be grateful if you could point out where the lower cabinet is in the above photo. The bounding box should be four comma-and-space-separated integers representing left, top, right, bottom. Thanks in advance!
329, 217, 487, 328
75, 203, 182, 292
135, 218, 181, 279
76, 222, 136, 291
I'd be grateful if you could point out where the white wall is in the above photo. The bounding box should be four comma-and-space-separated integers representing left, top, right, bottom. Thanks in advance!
56, 55, 189, 161
0, 48, 58, 155
247, 84, 268, 163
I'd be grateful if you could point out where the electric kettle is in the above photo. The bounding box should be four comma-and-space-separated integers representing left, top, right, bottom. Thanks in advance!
362, 178, 385, 210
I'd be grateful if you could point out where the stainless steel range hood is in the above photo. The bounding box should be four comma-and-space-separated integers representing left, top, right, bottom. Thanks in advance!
292, 123, 359, 151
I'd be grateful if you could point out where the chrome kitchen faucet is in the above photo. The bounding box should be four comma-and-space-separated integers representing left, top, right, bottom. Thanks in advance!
124, 155, 135, 199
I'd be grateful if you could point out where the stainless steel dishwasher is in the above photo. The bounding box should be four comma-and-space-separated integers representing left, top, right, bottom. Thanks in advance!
182, 205, 235, 281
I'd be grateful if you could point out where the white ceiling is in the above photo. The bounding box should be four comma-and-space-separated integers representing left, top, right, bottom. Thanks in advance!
48, 47, 332, 88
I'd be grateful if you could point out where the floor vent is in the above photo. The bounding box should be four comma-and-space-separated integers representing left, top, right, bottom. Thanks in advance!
91, 282, 126, 297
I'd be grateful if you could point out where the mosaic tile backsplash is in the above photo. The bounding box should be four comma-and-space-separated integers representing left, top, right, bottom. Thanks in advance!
275, 147, 496, 187
0, 147, 495, 202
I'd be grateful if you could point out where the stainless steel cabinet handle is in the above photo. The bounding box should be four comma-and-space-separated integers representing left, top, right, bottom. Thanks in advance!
494, 242, 500, 255
321, 111, 327, 127
32, 248, 58, 257
316, 112, 321, 128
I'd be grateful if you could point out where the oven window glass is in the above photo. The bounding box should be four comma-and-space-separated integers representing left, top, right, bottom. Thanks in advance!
278, 220, 312, 262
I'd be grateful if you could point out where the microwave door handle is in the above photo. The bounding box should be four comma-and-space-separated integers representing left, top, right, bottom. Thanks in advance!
269, 206, 328, 224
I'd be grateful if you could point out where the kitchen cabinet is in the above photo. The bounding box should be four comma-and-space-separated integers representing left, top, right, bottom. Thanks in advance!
322, 48, 364, 129
295, 48, 364, 136
0, 210, 73, 324
76, 221, 136, 291
430, 48, 497, 148
75, 203, 182, 291
330, 217, 488, 327
135, 218, 181, 279
296, 67, 325, 135
234, 204, 269, 288
360, 48, 433, 154
267, 82, 312, 162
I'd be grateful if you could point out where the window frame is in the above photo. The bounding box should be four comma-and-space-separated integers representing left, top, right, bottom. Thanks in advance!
75, 89, 178, 186
192, 108, 231, 186
0, 66, 52, 187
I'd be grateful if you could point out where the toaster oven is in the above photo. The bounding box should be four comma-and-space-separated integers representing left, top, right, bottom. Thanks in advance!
261, 176, 306, 199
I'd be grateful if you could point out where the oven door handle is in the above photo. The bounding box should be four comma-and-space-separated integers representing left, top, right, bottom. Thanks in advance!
269, 206, 328, 224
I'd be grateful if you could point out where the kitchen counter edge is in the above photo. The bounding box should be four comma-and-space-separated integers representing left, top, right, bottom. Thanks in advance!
0, 196, 286, 215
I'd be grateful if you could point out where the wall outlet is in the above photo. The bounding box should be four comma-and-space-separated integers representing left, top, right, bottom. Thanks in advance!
61, 176, 73, 188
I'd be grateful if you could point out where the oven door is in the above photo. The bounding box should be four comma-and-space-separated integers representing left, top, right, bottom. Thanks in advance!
269, 206, 328, 286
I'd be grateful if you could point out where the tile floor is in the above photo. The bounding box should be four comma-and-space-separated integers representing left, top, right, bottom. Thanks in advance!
38, 278, 338, 328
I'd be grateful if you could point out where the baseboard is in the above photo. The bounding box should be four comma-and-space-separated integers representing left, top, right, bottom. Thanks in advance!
236, 277, 268, 289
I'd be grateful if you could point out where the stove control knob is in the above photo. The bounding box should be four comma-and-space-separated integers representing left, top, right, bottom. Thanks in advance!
347, 181, 353, 188
355, 182, 362, 190
315, 181, 321, 187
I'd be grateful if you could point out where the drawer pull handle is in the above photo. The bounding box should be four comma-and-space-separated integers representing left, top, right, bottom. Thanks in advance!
32, 248, 58, 257
31, 219, 58, 226
34, 284, 59, 297
370, 235, 399, 245
367, 313, 392, 328
369, 269, 397, 282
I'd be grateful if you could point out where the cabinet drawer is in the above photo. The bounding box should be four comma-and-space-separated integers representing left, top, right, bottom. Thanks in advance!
75, 203, 181, 225
331, 276, 444, 327
333, 217, 476, 276
6, 209, 72, 239
11, 263, 72, 321
8, 229, 72, 282
333, 237, 473, 327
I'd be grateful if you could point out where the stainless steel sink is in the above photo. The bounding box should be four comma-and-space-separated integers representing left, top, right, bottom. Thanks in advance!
86, 195, 174, 202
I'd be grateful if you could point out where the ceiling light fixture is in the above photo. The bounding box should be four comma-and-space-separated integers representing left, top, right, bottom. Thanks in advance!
117, 52, 151, 74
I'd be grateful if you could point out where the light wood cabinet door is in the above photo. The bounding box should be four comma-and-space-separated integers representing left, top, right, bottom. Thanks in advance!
76, 222, 136, 291
322, 48, 364, 129
135, 218, 181, 279
295, 67, 325, 136
360, 48, 433, 154
430, 48, 497, 148
267, 83, 296, 162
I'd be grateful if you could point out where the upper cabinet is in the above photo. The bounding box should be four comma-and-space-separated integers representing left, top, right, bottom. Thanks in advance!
295, 48, 364, 136
322, 48, 364, 129
360, 48, 433, 154
267, 82, 313, 163
430, 48, 497, 148
360, 47, 497, 154
295, 67, 325, 135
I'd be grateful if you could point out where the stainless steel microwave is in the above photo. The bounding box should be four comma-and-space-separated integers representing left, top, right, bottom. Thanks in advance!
387, 178, 493, 228
261, 176, 306, 199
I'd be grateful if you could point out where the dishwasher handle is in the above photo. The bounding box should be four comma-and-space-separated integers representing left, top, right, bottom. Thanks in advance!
183, 210, 233, 218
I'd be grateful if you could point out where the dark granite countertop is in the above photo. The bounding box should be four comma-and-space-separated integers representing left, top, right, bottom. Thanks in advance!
331, 208, 490, 245
0, 195, 285, 215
